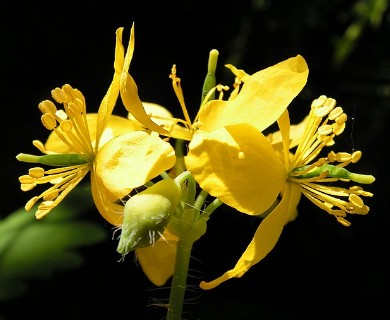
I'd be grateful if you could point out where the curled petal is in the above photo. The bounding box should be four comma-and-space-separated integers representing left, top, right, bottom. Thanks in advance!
185, 124, 286, 215
95, 27, 125, 148
120, 24, 168, 135
198, 55, 308, 133
200, 184, 292, 290
136, 230, 178, 286
95, 131, 176, 200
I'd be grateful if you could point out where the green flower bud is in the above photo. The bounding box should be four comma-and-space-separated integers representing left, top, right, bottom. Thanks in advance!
117, 179, 181, 256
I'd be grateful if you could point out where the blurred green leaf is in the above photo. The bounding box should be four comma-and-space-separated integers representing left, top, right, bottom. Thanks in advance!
333, 0, 389, 68
0, 184, 108, 301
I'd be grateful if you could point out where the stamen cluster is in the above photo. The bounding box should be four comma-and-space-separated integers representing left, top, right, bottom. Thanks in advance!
17, 84, 94, 219
289, 95, 373, 226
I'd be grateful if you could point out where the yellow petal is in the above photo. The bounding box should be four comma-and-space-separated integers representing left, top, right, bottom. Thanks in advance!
185, 124, 286, 215
286, 184, 302, 223
95, 28, 124, 148
136, 230, 178, 286
197, 55, 308, 133
95, 131, 176, 199
268, 115, 309, 152
119, 24, 168, 135
200, 183, 292, 290
90, 171, 125, 226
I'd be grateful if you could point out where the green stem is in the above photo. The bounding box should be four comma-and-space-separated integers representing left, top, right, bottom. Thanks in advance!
167, 238, 194, 320
193, 189, 208, 212
203, 198, 223, 216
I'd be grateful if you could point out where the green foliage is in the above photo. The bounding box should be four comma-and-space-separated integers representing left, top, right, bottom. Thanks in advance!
0, 184, 107, 301
333, 0, 389, 67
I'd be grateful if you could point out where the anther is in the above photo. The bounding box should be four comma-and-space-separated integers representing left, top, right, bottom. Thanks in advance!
28, 167, 45, 178
349, 194, 364, 208
352, 205, 370, 215
351, 151, 362, 163
324, 97, 336, 107
336, 216, 351, 227
60, 119, 73, 132
21, 183, 36, 191
43, 190, 59, 201
38, 100, 57, 115
333, 122, 346, 135
51, 87, 69, 104
328, 107, 343, 120
41, 113, 57, 130
65, 101, 82, 118
19, 174, 36, 184
314, 97, 336, 117
327, 151, 337, 162
32, 140, 47, 153
318, 124, 333, 136
336, 113, 347, 125
335, 152, 352, 162
311, 95, 327, 108
25, 196, 39, 211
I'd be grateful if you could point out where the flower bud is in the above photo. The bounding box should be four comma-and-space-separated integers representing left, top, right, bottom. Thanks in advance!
117, 179, 181, 255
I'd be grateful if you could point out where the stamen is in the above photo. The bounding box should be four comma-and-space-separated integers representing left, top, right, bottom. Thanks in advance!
328, 107, 343, 120
43, 189, 59, 201
60, 119, 73, 132
38, 100, 57, 114
318, 124, 333, 136
32, 140, 47, 154
19, 175, 36, 184
169, 65, 192, 127
349, 194, 364, 208
351, 151, 362, 163
29, 167, 45, 178
336, 216, 351, 227
286, 95, 374, 227
41, 113, 57, 130
51, 87, 70, 104
23, 164, 90, 219
336, 113, 347, 125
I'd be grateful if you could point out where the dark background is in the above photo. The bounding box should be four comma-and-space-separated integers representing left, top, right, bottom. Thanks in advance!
1, 1, 389, 319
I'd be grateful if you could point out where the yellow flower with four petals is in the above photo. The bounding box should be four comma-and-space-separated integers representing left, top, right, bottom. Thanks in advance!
16, 26, 178, 286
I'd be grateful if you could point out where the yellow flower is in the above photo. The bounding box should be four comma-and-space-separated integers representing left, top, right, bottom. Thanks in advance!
197, 95, 375, 289
17, 26, 178, 287
184, 55, 309, 214
16, 27, 176, 226
116, 27, 318, 287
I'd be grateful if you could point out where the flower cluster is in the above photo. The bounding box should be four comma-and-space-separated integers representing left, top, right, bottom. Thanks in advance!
17, 23, 375, 293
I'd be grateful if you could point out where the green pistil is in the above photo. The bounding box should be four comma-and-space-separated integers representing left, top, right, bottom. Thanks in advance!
293, 164, 375, 184
16, 153, 90, 166
201, 49, 219, 104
